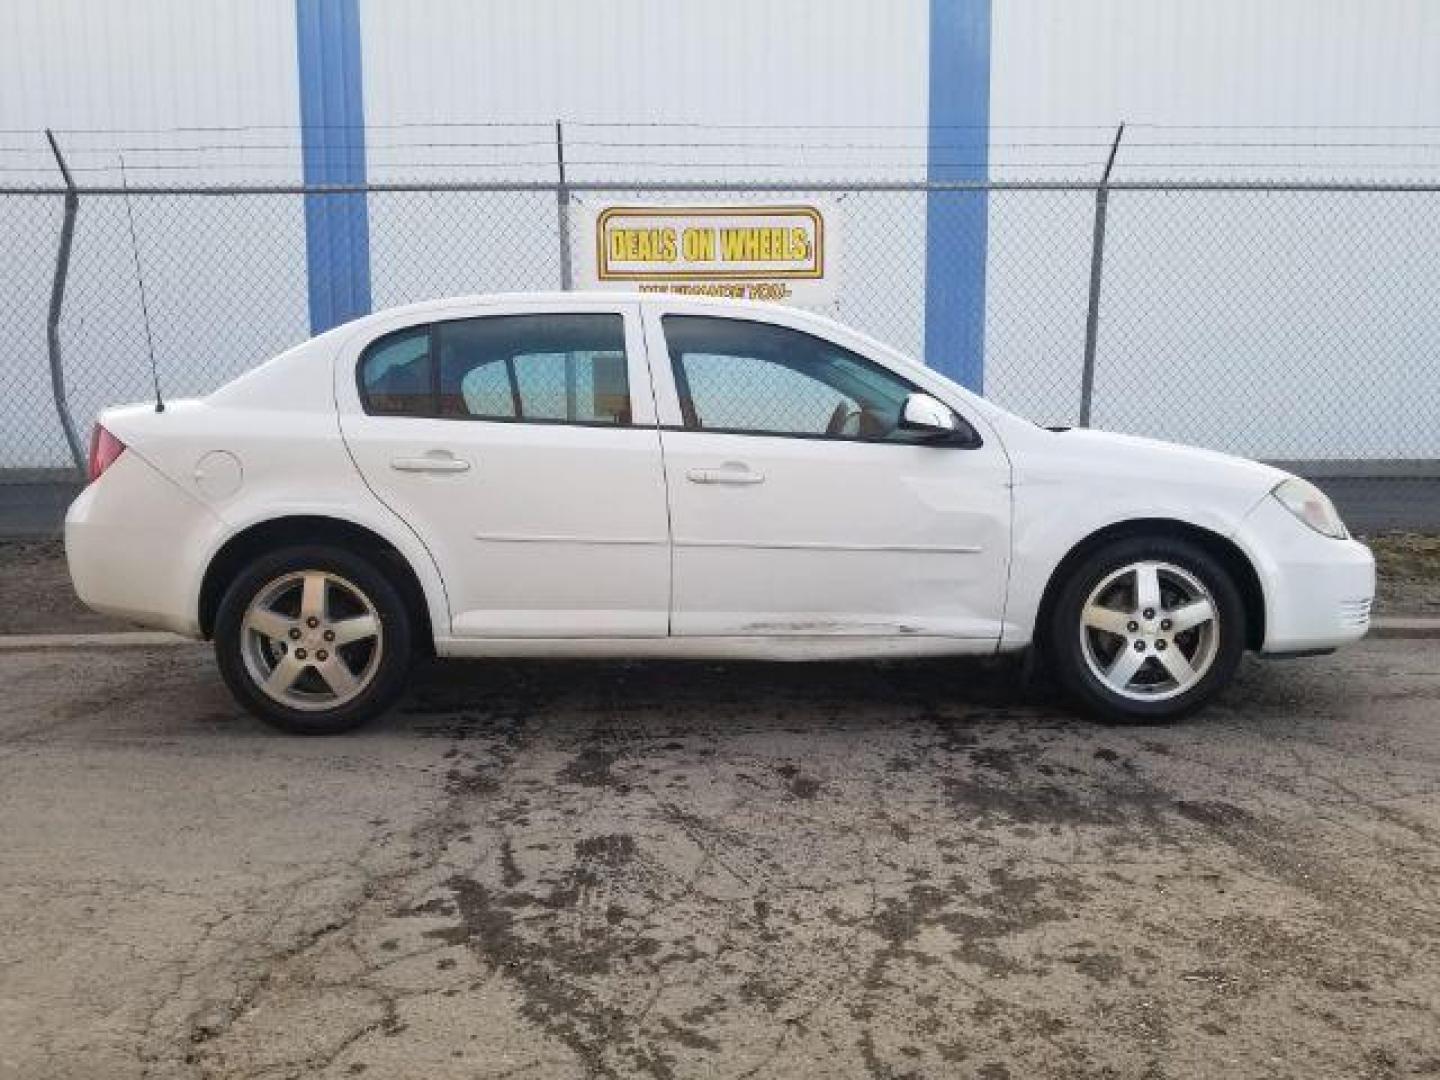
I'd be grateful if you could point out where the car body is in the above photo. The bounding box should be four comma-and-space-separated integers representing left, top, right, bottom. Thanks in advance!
66, 293, 1375, 732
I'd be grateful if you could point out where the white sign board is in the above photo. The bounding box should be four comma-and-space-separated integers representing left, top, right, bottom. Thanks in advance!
575, 201, 838, 305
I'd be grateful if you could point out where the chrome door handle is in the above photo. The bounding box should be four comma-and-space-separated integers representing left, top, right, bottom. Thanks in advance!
391, 454, 471, 474
687, 466, 765, 485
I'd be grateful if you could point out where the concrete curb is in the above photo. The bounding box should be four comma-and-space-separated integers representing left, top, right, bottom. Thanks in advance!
0, 631, 199, 651
0, 620, 1437, 651
1369, 617, 1440, 639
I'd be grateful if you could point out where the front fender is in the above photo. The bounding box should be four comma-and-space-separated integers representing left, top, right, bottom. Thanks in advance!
1001, 476, 1265, 649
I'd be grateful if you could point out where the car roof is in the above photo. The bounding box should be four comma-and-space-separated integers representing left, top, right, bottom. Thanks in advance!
332, 290, 803, 330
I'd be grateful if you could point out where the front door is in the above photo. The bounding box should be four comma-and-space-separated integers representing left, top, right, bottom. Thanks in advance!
644, 306, 1011, 639
337, 301, 670, 637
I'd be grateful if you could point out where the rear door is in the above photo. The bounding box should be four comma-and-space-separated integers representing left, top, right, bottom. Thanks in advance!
336, 300, 670, 638
643, 303, 1011, 639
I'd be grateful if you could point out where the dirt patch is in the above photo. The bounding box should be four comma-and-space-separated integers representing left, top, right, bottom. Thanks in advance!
557, 746, 626, 789
1362, 531, 1440, 617
0, 539, 131, 634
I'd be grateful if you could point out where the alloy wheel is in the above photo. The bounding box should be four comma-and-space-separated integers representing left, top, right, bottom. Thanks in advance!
240, 570, 384, 711
1078, 560, 1220, 702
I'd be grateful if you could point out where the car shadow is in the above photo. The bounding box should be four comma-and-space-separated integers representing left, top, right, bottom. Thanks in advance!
385, 653, 1076, 743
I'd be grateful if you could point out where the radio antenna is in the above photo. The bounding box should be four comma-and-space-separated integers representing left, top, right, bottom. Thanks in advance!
119, 153, 164, 412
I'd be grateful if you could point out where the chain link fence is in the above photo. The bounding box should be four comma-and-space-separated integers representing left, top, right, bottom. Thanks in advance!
2, 177, 1438, 493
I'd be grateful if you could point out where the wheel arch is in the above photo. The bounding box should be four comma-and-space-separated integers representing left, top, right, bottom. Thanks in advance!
1033, 518, 1266, 654
199, 515, 437, 652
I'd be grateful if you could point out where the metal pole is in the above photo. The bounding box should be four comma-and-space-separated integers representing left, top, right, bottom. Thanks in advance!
44, 128, 85, 474
555, 119, 573, 291
555, 120, 578, 417
1078, 122, 1125, 429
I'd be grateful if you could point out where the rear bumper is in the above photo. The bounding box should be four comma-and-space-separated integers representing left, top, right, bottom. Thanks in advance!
64, 451, 220, 638
1233, 493, 1375, 654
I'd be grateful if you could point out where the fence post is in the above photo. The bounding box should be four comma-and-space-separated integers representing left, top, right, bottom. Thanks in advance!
44, 128, 85, 475
1078, 122, 1125, 428
554, 120, 573, 291
554, 120, 578, 416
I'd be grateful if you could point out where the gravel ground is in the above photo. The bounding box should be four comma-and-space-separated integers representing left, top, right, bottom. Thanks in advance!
0, 640, 1437, 1079
2, 533, 1435, 637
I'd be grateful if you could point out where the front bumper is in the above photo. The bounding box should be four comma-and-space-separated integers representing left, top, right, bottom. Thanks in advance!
1232, 492, 1375, 654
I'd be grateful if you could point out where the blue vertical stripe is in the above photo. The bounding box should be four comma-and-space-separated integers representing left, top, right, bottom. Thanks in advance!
296, 0, 371, 334
924, 0, 991, 391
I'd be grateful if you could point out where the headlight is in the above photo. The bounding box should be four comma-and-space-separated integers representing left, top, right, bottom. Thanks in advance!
1271, 478, 1348, 539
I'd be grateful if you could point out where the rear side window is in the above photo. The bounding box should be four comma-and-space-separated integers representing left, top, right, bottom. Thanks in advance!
438, 314, 629, 424
359, 327, 432, 417
358, 314, 630, 425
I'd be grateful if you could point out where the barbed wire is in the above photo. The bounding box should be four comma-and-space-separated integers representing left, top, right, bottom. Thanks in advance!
12, 137, 1440, 155
10, 120, 1440, 136
8, 123, 1440, 185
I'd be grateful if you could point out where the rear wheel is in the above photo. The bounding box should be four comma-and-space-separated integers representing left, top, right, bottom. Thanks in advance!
1047, 536, 1245, 723
214, 545, 412, 734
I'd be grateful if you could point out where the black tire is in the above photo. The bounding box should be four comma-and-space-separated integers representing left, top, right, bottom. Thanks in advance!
214, 545, 413, 734
1046, 535, 1246, 724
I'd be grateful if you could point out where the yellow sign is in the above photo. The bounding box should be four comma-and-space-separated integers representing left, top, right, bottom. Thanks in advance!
578, 202, 836, 304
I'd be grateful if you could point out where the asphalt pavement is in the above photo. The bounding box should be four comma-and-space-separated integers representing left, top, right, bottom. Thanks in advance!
1, 640, 1437, 1079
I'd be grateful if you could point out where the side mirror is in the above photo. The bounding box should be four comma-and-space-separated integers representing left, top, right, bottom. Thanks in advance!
898, 393, 960, 438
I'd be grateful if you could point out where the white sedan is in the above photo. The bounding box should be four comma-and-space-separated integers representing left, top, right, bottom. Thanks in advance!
66, 293, 1374, 733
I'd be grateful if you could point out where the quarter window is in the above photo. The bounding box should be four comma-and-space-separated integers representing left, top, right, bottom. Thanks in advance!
358, 327, 432, 417
662, 315, 949, 442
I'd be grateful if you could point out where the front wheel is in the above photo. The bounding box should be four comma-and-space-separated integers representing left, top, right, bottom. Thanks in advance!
214, 545, 413, 734
1047, 536, 1246, 723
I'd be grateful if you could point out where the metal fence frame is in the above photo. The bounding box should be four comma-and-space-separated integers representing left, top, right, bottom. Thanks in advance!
6, 153, 1440, 480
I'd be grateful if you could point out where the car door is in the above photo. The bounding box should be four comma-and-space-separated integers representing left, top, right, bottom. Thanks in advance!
643, 303, 1011, 639
337, 300, 670, 638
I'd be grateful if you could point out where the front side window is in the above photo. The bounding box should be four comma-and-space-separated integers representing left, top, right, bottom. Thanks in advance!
358, 313, 630, 425
662, 315, 939, 442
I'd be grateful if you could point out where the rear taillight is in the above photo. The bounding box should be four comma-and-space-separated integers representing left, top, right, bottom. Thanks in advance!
87, 424, 126, 482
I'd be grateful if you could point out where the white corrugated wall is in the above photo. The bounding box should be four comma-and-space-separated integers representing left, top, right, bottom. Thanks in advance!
0, 0, 308, 469
987, 0, 1440, 454
2, 1, 1438, 465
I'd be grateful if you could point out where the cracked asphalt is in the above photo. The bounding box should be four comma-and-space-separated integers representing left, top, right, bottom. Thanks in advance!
0, 640, 1438, 1080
